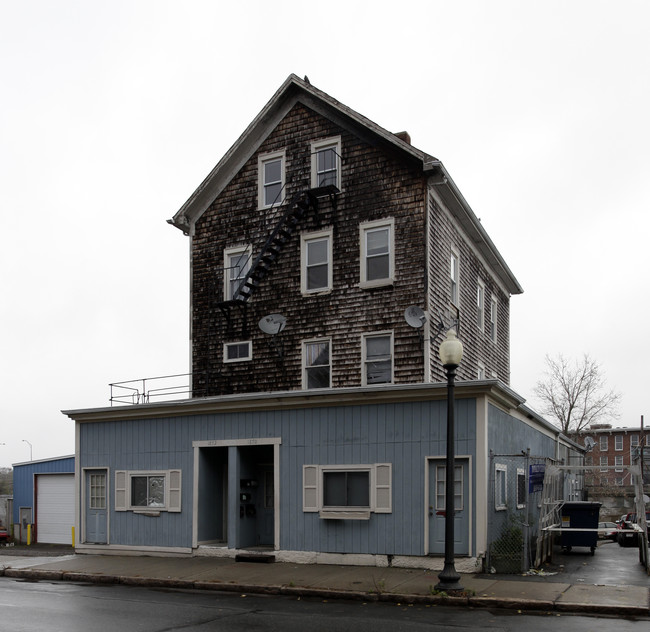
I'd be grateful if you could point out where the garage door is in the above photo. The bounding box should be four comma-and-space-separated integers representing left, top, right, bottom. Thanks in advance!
37, 474, 74, 544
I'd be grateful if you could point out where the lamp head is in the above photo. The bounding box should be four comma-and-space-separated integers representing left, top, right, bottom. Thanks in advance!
438, 329, 463, 367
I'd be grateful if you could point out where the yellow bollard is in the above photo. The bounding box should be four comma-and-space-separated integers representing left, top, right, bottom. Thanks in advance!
27, 523, 31, 546
71, 526, 75, 548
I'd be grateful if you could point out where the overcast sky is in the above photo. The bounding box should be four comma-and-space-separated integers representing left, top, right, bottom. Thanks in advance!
1, 1, 648, 467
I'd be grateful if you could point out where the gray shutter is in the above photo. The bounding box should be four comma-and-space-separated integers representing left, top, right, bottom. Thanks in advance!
168, 470, 182, 512
303, 465, 319, 512
115, 470, 127, 511
374, 463, 392, 513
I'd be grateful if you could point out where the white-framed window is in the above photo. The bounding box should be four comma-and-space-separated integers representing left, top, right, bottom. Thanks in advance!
258, 150, 285, 208
115, 470, 181, 513
303, 339, 331, 389
223, 245, 251, 301
311, 136, 341, 190
600, 436, 608, 452
450, 249, 460, 306
615, 477, 624, 486
490, 296, 498, 343
223, 341, 252, 363
495, 464, 507, 510
477, 281, 485, 331
600, 456, 608, 472
362, 332, 393, 385
302, 463, 392, 519
615, 435, 623, 451
516, 469, 526, 508
615, 455, 624, 472
360, 218, 394, 288
477, 362, 486, 380
435, 464, 463, 511
300, 228, 332, 293
631, 435, 639, 458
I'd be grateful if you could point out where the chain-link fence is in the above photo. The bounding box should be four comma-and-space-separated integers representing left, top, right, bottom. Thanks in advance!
486, 452, 556, 573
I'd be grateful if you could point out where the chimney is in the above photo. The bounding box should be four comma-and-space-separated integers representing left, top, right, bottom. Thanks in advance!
394, 131, 411, 145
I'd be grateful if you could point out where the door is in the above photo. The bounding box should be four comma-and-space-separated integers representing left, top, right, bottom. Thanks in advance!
85, 470, 108, 544
428, 458, 470, 555
36, 474, 75, 544
19, 507, 32, 544
256, 466, 274, 546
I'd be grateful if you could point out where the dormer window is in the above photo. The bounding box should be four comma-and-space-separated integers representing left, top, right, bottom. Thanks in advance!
258, 150, 285, 208
311, 137, 341, 190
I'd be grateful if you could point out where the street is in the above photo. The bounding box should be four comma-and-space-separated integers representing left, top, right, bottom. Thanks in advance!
0, 577, 647, 632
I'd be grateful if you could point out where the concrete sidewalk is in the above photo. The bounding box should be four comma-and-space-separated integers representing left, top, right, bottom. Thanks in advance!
1, 551, 648, 617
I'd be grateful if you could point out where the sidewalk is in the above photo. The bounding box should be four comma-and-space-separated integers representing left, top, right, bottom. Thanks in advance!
0, 547, 648, 617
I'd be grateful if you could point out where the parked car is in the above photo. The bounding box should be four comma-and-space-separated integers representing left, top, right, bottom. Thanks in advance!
0, 521, 9, 544
598, 521, 618, 541
617, 511, 650, 547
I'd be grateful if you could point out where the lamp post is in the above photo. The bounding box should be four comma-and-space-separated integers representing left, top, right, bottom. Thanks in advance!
22, 439, 33, 461
435, 329, 464, 592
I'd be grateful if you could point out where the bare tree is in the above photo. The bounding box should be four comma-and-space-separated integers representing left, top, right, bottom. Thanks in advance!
533, 354, 621, 434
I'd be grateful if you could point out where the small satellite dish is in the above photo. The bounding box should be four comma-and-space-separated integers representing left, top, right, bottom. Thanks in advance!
584, 436, 595, 451
259, 313, 287, 335
404, 306, 426, 329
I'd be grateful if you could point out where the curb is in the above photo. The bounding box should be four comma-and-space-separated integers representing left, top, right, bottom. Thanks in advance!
2, 568, 648, 617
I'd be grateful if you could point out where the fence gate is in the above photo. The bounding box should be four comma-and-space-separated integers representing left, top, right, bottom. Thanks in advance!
486, 452, 555, 573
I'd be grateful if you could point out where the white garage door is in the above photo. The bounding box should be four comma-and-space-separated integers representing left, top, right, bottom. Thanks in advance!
37, 474, 74, 544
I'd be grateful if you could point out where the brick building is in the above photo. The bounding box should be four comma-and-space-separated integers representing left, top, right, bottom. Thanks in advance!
577, 424, 649, 488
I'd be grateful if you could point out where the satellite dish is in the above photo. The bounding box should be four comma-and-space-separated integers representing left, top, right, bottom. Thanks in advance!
404, 306, 426, 329
259, 313, 287, 335
584, 436, 595, 451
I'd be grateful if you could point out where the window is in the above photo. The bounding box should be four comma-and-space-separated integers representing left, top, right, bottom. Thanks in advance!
477, 281, 485, 331
89, 473, 106, 510
615, 477, 624, 486
495, 464, 507, 510
223, 246, 251, 301
516, 469, 526, 509
311, 137, 341, 189
360, 219, 394, 287
435, 464, 463, 511
362, 333, 393, 385
301, 229, 332, 293
303, 463, 392, 518
258, 150, 285, 208
600, 456, 608, 472
224, 341, 252, 363
490, 296, 498, 342
615, 455, 623, 472
631, 435, 639, 458
115, 470, 181, 513
585, 455, 593, 466
303, 339, 331, 389
477, 362, 486, 380
615, 435, 623, 451
450, 249, 459, 306
600, 436, 608, 451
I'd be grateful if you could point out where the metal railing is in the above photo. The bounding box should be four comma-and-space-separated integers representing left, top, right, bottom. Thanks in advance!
109, 373, 197, 406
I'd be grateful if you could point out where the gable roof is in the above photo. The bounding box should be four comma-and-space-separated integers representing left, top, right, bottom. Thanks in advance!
168, 74, 523, 295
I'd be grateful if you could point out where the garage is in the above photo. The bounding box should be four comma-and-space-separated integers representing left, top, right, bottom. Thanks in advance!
36, 473, 75, 544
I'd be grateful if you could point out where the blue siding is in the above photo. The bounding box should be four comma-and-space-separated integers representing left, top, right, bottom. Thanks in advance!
12, 457, 74, 524
79, 399, 478, 555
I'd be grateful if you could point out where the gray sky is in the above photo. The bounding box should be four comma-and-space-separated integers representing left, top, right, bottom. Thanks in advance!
1, 0, 648, 467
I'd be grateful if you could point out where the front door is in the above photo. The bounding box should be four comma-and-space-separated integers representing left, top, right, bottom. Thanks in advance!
256, 466, 274, 546
85, 470, 108, 544
428, 458, 470, 555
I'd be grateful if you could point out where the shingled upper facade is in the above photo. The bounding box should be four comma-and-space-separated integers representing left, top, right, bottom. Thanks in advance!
169, 74, 523, 397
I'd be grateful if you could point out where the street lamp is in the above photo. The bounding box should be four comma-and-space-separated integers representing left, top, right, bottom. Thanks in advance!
22, 439, 33, 461
435, 329, 464, 593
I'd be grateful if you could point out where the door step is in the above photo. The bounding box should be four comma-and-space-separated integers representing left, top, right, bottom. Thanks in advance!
235, 553, 276, 564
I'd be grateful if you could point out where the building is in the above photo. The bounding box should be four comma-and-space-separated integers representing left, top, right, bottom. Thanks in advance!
64, 76, 582, 570
12, 456, 75, 544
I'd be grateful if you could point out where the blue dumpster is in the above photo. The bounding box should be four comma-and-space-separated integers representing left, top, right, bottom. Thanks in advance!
560, 501, 601, 555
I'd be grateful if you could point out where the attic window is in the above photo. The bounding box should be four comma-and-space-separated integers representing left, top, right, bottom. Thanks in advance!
258, 150, 285, 208
311, 137, 341, 190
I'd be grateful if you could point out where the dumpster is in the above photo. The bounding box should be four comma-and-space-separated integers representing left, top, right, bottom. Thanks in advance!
560, 501, 601, 555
